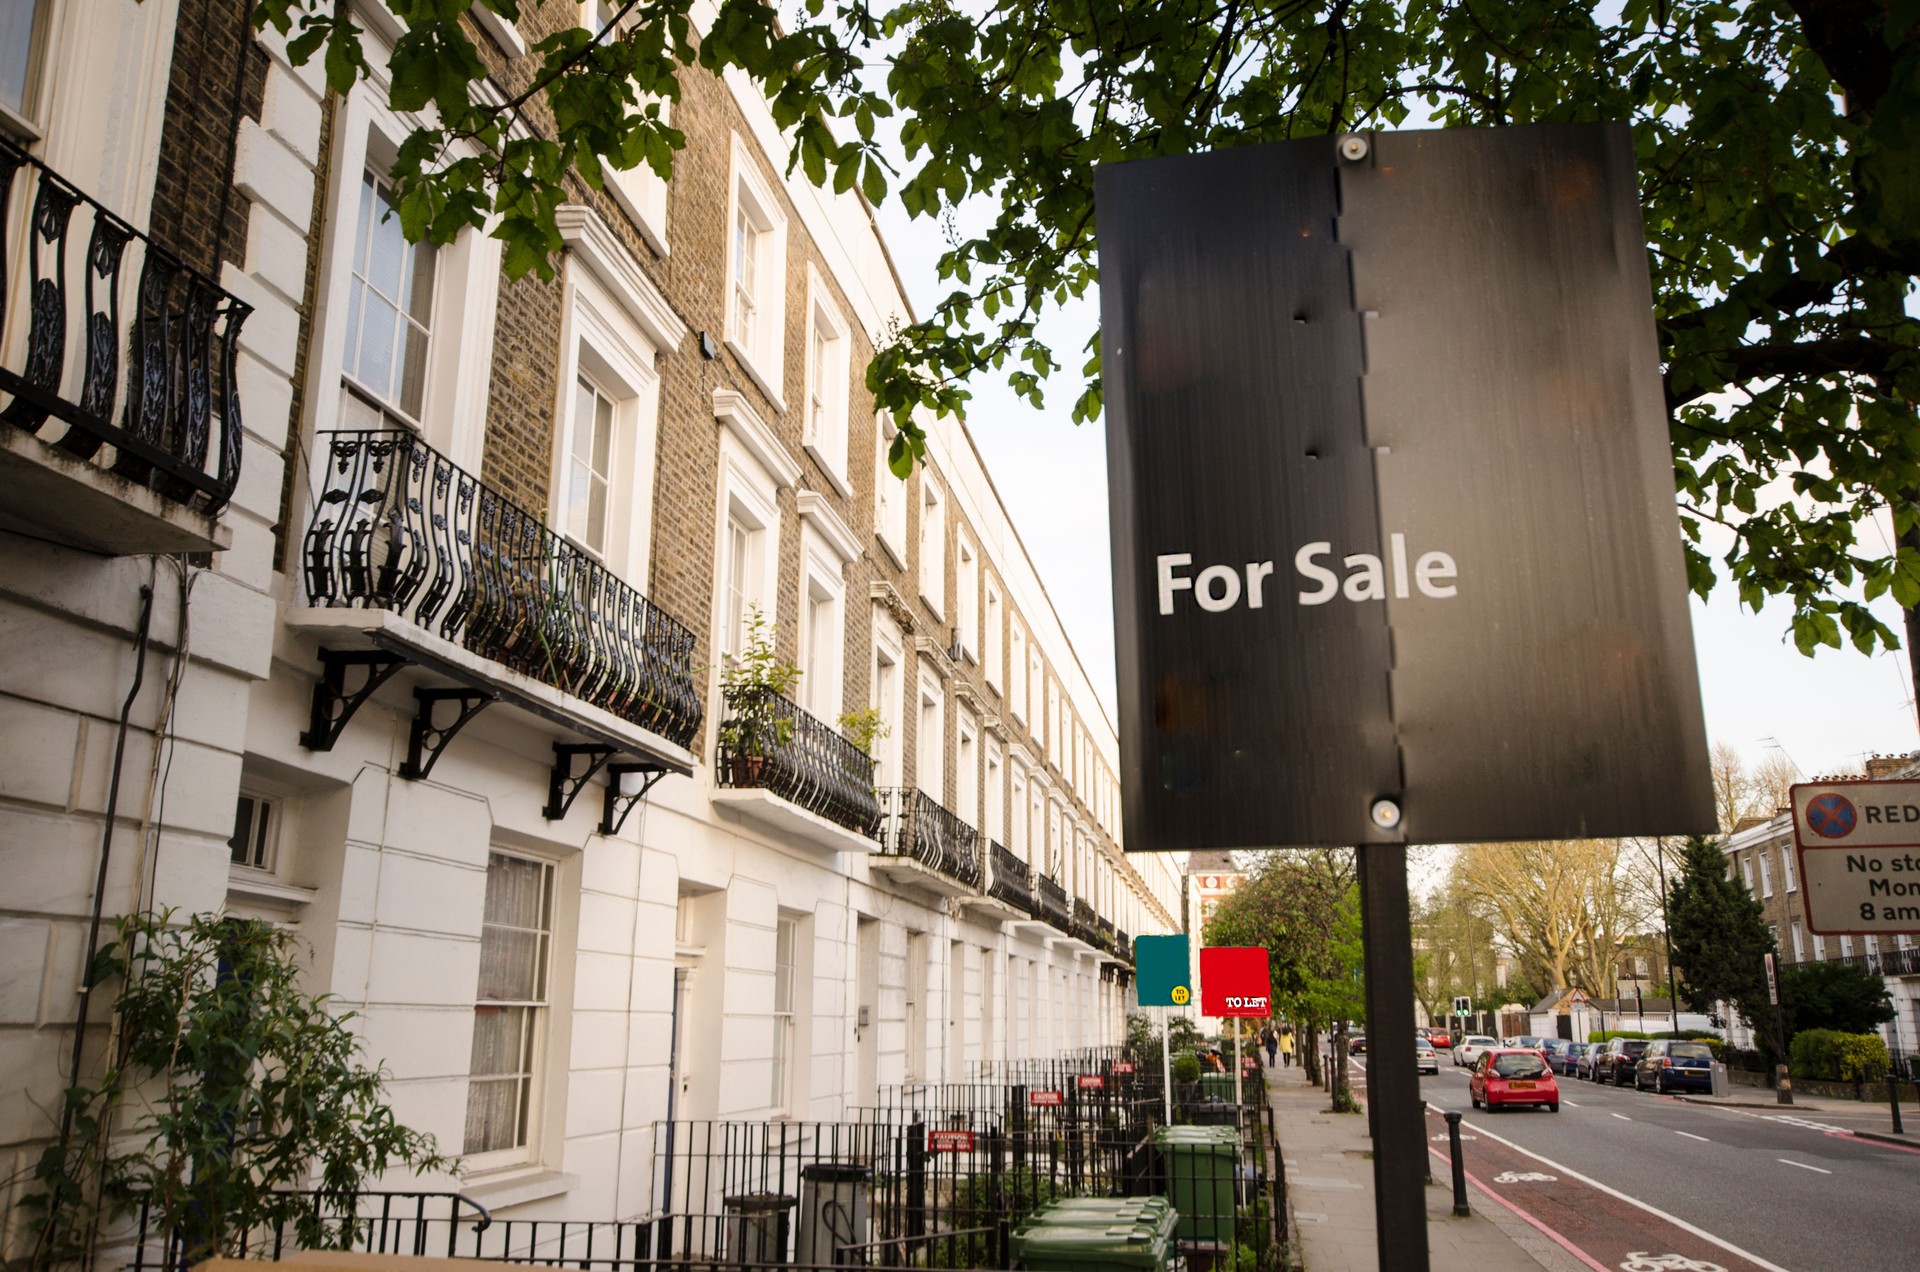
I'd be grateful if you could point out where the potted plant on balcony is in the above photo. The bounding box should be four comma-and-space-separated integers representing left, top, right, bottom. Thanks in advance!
837, 705, 889, 756
718, 606, 800, 784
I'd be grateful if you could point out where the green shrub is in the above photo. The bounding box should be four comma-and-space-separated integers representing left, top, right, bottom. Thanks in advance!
1173, 1053, 1203, 1083
1790, 1029, 1889, 1083
1588, 1029, 1652, 1043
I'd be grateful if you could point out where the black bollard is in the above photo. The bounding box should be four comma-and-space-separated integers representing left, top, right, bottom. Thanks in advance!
1889, 1054, 1905, 1135
1444, 1111, 1469, 1217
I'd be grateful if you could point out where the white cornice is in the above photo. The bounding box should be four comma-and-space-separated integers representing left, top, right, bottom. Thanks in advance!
556, 204, 686, 353
713, 389, 802, 489
914, 635, 953, 679
1007, 743, 1036, 771
796, 490, 862, 564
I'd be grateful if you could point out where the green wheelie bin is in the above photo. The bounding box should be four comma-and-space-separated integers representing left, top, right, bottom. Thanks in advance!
1152, 1124, 1240, 1243
1011, 1219, 1174, 1272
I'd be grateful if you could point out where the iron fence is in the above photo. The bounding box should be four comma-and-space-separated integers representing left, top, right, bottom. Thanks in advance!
1, 135, 251, 514
1031, 873, 1069, 930
302, 429, 702, 747
716, 685, 883, 838
876, 787, 982, 890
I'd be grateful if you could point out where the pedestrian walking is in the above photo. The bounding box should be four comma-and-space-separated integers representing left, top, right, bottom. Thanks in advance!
1278, 1027, 1294, 1068
1263, 1025, 1278, 1067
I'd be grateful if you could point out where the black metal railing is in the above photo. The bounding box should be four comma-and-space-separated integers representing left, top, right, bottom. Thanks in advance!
1, 135, 251, 515
1114, 928, 1132, 963
1094, 916, 1116, 956
1813, 945, 1920, 978
1033, 874, 1069, 930
877, 787, 982, 889
130, 1190, 493, 1272
716, 685, 882, 838
1071, 898, 1098, 944
986, 842, 1031, 912
303, 429, 702, 747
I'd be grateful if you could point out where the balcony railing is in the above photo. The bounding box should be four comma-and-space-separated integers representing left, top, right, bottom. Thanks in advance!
877, 787, 982, 889
1114, 928, 1132, 963
986, 840, 1032, 912
715, 685, 882, 838
1033, 873, 1069, 930
1071, 898, 1098, 944
1095, 915, 1116, 955
1, 136, 250, 514
303, 429, 701, 747
1813, 945, 1920, 978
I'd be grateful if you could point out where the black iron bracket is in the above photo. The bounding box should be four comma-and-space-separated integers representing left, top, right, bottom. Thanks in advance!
601, 762, 668, 835
545, 743, 616, 821
401, 687, 495, 780
301, 648, 409, 751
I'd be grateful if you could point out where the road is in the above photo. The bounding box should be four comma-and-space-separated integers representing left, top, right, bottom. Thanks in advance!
1400, 1061, 1920, 1272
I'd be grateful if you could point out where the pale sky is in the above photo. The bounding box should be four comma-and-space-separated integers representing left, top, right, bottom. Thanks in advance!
869, 199, 1920, 787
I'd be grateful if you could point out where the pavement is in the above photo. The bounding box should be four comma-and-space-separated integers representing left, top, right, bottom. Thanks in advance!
1264, 1063, 1588, 1272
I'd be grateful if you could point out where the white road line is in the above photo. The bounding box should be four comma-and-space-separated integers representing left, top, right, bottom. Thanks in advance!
1459, 1117, 1796, 1272
1611, 1113, 1632, 1121
1562, 1100, 1581, 1108
1676, 1131, 1710, 1142
1778, 1158, 1832, 1174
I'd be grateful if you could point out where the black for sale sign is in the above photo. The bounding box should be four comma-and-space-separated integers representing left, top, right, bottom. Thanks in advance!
1099, 124, 1715, 849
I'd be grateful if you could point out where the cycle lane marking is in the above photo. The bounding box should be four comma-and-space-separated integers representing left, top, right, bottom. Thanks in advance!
1429, 1147, 1611, 1272
1437, 1108, 1795, 1272
1675, 1131, 1710, 1142
1777, 1158, 1831, 1174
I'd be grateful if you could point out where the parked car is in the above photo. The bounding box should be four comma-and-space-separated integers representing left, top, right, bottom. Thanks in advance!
1349, 1034, 1368, 1056
1551, 1042, 1590, 1077
1427, 1028, 1453, 1050
1415, 1038, 1439, 1075
1470, 1048, 1560, 1112
1574, 1044, 1608, 1082
1454, 1035, 1499, 1067
1597, 1038, 1653, 1085
1635, 1040, 1715, 1094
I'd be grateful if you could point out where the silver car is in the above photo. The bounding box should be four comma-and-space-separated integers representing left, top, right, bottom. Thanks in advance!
1415, 1038, 1439, 1074
1453, 1035, 1499, 1067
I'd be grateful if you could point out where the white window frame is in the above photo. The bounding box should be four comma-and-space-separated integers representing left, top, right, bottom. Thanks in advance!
1028, 648, 1044, 738
917, 669, 946, 804
724, 134, 788, 407
311, 96, 501, 476
874, 416, 908, 565
1008, 623, 1027, 723
0, 0, 53, 134
585, 0, 672, 255
983, 578, 1004, 693
1780, 846, 1796, 892
801, 267, 851, 493
984, 737, 1004, 844
1046, 680, 1062, 769
919, 477, 946, 618
1759, 852, 1773, 898
548, 245, 669, 586
712, 393, 791, 675
1009, 760, 1028, 861
1741, 856, 1754, 892
873, 610, 907, 787
465, 850, 559, 1170
798, 559, 844, 723
1791, 923, 1804, 962
954, 531, 979, 662
956, 709, 979, 827
227, 789, 280, 872
771, 913, 798, 1114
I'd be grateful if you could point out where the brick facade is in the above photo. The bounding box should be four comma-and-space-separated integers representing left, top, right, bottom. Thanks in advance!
148, 0, 267, 276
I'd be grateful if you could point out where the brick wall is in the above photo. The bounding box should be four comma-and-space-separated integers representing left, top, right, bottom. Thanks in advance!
149, 0, 266, 275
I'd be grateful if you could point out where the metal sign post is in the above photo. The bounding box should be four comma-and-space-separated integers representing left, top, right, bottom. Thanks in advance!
1357, 843, 1430, 1272
1162, 1007, 1174, 1125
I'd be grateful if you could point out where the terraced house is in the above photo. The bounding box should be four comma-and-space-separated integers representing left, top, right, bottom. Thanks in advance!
0, 0, 1181, 1247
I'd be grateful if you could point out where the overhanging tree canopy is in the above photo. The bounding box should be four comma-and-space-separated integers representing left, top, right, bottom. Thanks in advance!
257, 0, 1920, 674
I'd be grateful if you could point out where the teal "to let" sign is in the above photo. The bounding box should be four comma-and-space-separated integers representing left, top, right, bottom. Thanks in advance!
1134, 934, 1192, 1007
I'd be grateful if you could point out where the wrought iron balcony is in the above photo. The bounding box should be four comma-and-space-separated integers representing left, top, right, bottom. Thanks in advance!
1115, 928, 1132, 963
0, 136, 250, 532
715, 685, 882, 839
986, 841, 1032, 912
1811, 945, 1920, 978
1033, 873, 1069, 930
303, 429, 701, 747
1071, 898, 1099, 944
1095, 915, 1117, 956
877, 787, 982, 891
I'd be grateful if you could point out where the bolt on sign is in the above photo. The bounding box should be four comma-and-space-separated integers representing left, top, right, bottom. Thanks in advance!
1135, 934, 1193, 1006
1791, 780, 1920, 934
1098, 124, 1716, 850
1200, 946, 1272, 1018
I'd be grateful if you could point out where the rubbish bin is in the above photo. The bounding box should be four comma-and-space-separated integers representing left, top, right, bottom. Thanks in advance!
1153, 1125, 1241, 1244
1199, 1073, 1236, 1103
1011, 1220, 1174, 1272
1030, 1197, 1175, 1228
796, 1162, 872, 1266
1710, 1062, 1730, 1098
723, 1192, 794, 1265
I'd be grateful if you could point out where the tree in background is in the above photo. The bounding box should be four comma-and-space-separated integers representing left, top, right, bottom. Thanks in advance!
1452, 840, 1659, 997
1412, 883, 1506, 1025
254, 0, 1920, 680
1203, 850, 1364, 1086
1666, 835, 1780, 1054
1782, 960, 1898, 1037
1709, 742, 1805, 833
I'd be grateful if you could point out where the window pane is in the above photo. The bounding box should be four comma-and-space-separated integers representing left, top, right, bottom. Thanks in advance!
469, 1004, 528, 1077
485, 853, 551, 927
353, 294, 400, 398
463, 1075, 526, 1154
228, 796, 257, 866
0, 0, 40, 116
478, 927, 542, 1001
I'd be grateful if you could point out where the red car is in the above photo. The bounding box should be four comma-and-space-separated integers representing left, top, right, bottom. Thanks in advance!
1470, 1048, 1560, 1113
1426, 1029, 1453, 1050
